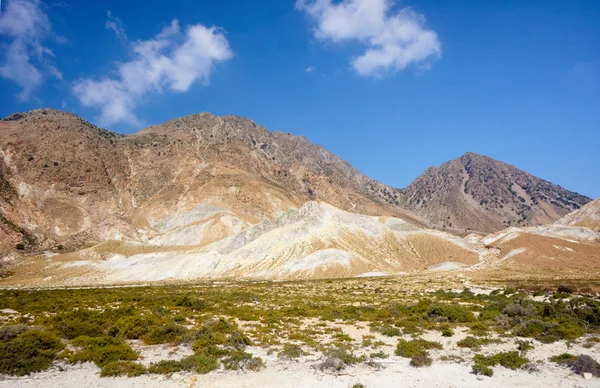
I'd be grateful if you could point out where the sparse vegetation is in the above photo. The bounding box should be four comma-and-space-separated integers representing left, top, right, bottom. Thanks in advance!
0, 281, 598, 380
100, 361, 146, 377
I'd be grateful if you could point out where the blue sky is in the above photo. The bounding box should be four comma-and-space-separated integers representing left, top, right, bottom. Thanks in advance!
1, 0, 599, 198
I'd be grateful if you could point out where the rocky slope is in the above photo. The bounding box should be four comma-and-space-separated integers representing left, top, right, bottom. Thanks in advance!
1, 108, 595, 285
399, 152, 591, 233
1, 201, 489, 286
0, 108, 427, 255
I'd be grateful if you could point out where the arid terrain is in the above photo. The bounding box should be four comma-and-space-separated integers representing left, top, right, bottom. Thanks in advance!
0, 109, 599, 387
0, 109, 597, 288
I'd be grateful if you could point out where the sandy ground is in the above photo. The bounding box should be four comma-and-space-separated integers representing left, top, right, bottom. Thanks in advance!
0, 357, 596, 388
2, 327, 598, 388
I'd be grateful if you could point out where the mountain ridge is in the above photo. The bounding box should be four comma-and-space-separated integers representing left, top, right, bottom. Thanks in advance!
0, 108, 591, 256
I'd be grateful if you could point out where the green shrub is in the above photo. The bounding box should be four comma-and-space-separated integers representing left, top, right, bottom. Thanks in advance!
100, 361, 146, 377
469, 322, 489, 336
227, 330, 253, 349
148, 360, 184, 374
142, 323, 188, 345
221, 350, 264, 371
111, 315, 162, 339
440, 327, 454, 337
222, 350, 252, 370
550, 322, 584, 340
410, 351, 432, 367
175, 294, 208, 311
516, 319, 545, 338
370, 351, 388, 359
278, 343, 304, 359
395, 339, 442, 358
550, 353, 577, 364
427, 304, 475, 323
53, 310, 105, 339
516, 340, 533, 352
457, 336, 488, 350
472, 362, 493, 376
0, 330, 64, 376
473, 351, 529, 370
180, 354, 219, 374
381, 326, 401, 337
69, 336, 138, 367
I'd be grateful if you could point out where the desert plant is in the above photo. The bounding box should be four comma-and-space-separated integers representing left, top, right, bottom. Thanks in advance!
278, 343, 304, 359
100, 361, 146, 377
395, 339, 442, 358
148, 360, 184, 374
180, 354, 219, 374
69, 336, 138, 367
0, 329, 64, 376
570, 355, 600, 377
410, 351, 432, 367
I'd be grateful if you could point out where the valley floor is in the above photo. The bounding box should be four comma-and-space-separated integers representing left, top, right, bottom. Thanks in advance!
1, 354, 597, 388
1, 276, 599, 387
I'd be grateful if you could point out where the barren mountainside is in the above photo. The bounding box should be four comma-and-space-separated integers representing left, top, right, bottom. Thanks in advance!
0, 109, 591, 259
0, 108, 422, 254
399, 152, 591, 233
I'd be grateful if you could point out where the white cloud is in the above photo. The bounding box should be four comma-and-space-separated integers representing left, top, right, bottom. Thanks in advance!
105, 10, 127, 41
296, 0, 441, 77
305, 66, 316, 72
73, 18, 233, 126
0, 0, 62, 100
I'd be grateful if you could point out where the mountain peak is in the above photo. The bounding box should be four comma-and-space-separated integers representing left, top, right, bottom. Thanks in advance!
400, 152, 591, 233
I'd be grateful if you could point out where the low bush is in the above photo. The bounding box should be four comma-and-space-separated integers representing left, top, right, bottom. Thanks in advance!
100, 361, 146, 377
516, 340, 534, 352
550, 354, 600, 377
69, 336, 138, 367
148, 360, 184, 374
440, 327, 454, 337
180, 354, 219, 374
380, 326, 401, 337
316, 347, 365, 372
472, 362, 494, 376
370, 351, 388, 359
410, 351, 432, 368
549, 353, 577, 364
222, 350, 264, 371
142, 323, 188, 345
0, 329, 64, 376
0, 324, 29, 341
278, 343, 304, 359
395, 339, 442, 358
427, 304, 475, 323
571, 355, 600, 377
457, 336, 488, 350
473, 351, 529, 371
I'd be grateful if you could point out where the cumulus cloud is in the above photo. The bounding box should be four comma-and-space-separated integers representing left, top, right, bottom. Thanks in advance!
73, 17, 233, 126
0, 0, 62, 100
296, 0, 441, 77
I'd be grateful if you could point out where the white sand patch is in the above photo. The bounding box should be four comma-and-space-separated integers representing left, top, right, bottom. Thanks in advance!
61, 261, 92, 268
553, 245, 574, 252
427, 262, 465, 272
502, 248, 526, 260
355, 271, 389, 278
282, 249, 351, 272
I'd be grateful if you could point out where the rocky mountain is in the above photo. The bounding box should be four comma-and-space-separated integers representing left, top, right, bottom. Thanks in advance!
0, 108, 596, 285
0, 108, 424, 255
399, 152, 591, 234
